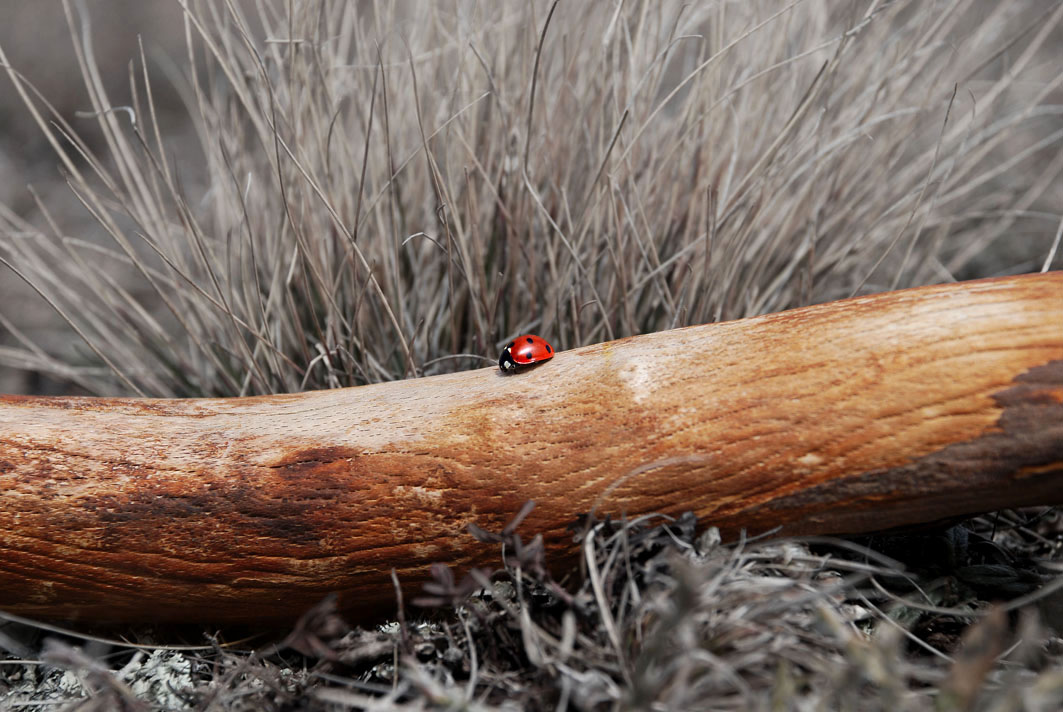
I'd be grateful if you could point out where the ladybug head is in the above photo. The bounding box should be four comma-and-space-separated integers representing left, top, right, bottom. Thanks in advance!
499, 346, 518, 371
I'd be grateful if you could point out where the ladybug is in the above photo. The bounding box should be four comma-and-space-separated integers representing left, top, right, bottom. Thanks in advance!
499, 334, 554, 372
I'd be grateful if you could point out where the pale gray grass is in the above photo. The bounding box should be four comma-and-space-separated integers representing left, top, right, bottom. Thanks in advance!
1, 0, 1060, 396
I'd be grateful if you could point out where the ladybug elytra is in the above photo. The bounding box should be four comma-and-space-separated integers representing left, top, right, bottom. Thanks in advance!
499, 334, 554, 372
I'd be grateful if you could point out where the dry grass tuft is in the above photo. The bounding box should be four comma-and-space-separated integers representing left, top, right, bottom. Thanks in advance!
1, 0, 1060, 396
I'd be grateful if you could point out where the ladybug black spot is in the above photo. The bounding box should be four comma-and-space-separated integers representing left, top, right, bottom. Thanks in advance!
526, 337, 534, 344
508, 341, 515, 349
545, 344, 552, 353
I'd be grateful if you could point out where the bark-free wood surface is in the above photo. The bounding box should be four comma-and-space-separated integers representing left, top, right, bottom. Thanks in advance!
1, 273, 1061, 624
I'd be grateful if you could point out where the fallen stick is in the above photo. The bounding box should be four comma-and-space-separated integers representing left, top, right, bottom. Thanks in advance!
1, 273, 1061, 624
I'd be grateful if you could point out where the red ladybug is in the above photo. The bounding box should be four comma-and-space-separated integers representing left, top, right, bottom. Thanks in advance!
499, 334, 554, 372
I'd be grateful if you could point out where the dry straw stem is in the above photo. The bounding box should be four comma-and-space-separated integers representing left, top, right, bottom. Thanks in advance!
0, 272, 1060, 625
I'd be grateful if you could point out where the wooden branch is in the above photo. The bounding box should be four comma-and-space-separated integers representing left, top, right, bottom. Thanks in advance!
2, 273, 1061, 624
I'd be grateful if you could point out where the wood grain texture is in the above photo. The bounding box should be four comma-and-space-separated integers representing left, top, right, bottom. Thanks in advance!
1, 273, 1061, 624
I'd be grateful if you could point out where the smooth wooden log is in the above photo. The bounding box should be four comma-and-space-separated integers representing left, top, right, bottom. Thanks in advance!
1, 273, 1061, 624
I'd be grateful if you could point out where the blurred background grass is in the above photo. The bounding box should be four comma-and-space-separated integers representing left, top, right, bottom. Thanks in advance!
0, 1, 187, 394
2, 1, 1060, 399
